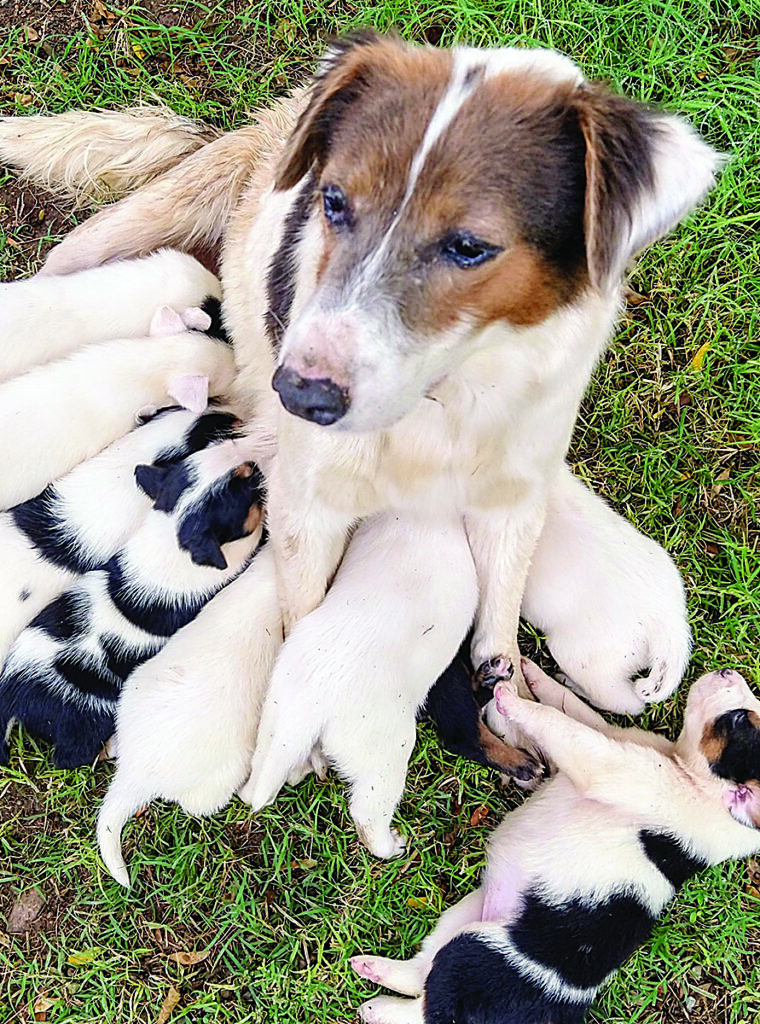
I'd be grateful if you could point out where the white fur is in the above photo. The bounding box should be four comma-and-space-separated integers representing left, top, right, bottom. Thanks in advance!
0, 408, 200, 671
0, 330, 234, 509
97, 547, 281, 887
0, 250, 220, 381
239, 512, 478, 858
521, 465, 691, 714
353, 665, 760, 1022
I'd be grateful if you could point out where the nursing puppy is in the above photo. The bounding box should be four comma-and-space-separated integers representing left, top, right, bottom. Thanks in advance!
352, 663, 760, 1024
0, 306, 235, 508
0, 439, 265, 767
0, 36, 721, 731
0, 405, 242, 670
97, 546, 281, 888
520, 466, 691, 714
0, 249, 220, 381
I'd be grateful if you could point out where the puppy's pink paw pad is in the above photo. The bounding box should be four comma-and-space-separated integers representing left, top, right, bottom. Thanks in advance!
351, 956, 384, 984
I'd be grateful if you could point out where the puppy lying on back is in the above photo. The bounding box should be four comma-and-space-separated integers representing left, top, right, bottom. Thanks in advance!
0, 405, 241, 670
97, 546, 281, 888
0, 304, 235, 509
0, 249, 220, 381
0, 438, 265, 768
352, 662, 760, 1024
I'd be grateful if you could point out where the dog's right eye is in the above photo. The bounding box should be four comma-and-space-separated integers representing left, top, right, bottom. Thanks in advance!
322, 185, 352, 230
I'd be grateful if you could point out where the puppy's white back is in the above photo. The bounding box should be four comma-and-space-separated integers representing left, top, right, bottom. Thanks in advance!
0, 250, 220, 381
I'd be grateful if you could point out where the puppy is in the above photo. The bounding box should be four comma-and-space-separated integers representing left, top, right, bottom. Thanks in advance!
0, 36, 721, 724
0, 306, 235, 509
0, 249, 220, 381
0, 405, 241, 670
352, 662, 760, 1024
97, 545, 281, 888
520, 465, 691, 714
0, 439, 265, 768
240, 512, 541, 859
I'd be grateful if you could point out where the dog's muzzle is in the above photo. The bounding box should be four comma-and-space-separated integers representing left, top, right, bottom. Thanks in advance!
272, 366, 350, 426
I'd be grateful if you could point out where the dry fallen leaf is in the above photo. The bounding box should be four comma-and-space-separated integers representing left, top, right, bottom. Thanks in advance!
7, 888, 45, 935
406, 896, 428, 909
469, 804, 490, 827
691, 340, 711, 371
156, 984, 180, 1024
33, 993, 55, 1022
67, 947, 101, 966
624, 287, 649, 306
168, 950, 211, 966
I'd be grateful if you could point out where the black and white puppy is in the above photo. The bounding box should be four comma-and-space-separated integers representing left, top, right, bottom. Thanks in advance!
352, 663, 760, 1024
0, 405, 241, 670
0, 438, 265, 768
0, 249, 221, 382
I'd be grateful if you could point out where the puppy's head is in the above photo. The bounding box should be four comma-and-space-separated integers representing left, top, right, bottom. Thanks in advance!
271, 31, 722, 431
679, 668, 760, 829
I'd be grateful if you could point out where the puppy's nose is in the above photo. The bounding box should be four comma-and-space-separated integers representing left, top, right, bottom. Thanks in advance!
719, 668, 735, 679
272, 366, 349, 426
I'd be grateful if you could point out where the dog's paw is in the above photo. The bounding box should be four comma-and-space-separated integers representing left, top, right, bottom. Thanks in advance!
473, 654, 515, 690
633, 658, 678, 705
352, 956, 389, 985
493, 681, 520, 717
357, 825, 407, 861
358, 996, 418, 1024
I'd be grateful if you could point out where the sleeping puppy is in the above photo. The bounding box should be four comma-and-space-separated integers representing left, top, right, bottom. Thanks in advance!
97, 546, 281, 888
240, 513, 539, 859
0, 439, 265, 768
0, 405, 241, 670
352, 662, 760, 1024
0, 305, 235, 508
519, 465, 691, 714
0, 249, 220, 381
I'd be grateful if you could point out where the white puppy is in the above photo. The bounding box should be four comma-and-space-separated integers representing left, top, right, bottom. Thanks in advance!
0, 249, 220, 381
352, 662, 760, 1024
0, 406, 238, 670
97, 546, 281, 888
521, 466, 691, 714
239, 512, 479, 859
0, 309, 235, 508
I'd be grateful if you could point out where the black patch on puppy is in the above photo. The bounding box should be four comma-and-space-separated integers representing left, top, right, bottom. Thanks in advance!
134, 461, 193, 511
265, 172, 316, 352
511, 889, 656, 989
152, 409, 241, 467
32, 591, 90, 642
100, 634, 154, 681
639, 830, 706, 890
12, 486, 90, 573
707, 709, 760, 785
200, 296, 231, 345
53, 653, 122, 701
104, 556, 210, 637
424, 932, 589, 1024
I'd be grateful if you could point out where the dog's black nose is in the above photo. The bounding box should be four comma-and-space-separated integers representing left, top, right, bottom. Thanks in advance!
272, 366, 349, 426
719, 667, 735, 678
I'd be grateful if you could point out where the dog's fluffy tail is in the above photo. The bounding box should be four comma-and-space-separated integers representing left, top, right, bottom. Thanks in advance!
97, 771, 153, 888
0, 107, 218, 205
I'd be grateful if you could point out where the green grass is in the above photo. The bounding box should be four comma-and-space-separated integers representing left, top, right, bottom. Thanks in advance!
1, 1, 759, 1022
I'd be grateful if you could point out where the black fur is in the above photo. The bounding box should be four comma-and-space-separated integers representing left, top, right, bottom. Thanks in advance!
424, 932, 590, 1024
152, 409, 240, 467
510, 890, 656, 990
135, 461, 193, 511
639, 830, 706, 889
104, 555, 213, 637
709, 709, 760, 784
265, 173, 316, 351
199, 296, 232, 345
12, 487, 91, 573
33, 591, 90, 642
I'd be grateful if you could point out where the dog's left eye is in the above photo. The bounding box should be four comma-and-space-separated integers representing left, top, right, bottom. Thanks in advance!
322, 185, 352, 229
439, 231, 502, 269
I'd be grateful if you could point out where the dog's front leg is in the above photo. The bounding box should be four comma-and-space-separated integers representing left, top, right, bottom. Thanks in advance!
266, 462, 355, 634
466, 497, 548, 693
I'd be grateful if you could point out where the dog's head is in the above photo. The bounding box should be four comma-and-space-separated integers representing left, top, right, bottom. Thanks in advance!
270, 32, 721, 431
679, 669, 760, 829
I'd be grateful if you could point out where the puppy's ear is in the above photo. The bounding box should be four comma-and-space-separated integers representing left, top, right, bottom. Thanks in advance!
274, 29, 385, 190
135, 462, 191, 512
182, 531, 228, 570
724, 780, 760, 830
573, 85, 723, 291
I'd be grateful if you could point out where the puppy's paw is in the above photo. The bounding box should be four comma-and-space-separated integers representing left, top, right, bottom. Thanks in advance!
357, 826, 407, 861
493, 681, 519, 717
359, 996, 418, 1024
634, 658, 679, 705
352, 956, 390, 985
473, 654, 515, 690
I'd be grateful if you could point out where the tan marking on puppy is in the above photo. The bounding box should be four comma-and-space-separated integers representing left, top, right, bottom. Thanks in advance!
749, 711, 760, 729
233, 462, 255, 478
477, 721, 537, 775
244, 504, 263, 535
700, 722, 726, 765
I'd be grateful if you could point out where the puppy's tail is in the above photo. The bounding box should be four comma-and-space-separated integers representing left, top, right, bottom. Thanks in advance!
97, 770, 153, 888
0, 107, 218, 205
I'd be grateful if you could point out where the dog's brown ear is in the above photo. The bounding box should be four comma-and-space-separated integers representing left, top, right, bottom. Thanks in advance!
274, 30, 384, 190
573, 84, 722, 291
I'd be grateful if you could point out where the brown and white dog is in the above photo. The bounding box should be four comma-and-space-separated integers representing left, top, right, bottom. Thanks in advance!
0, 32, 719, 769
352, 662, 760, 1024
